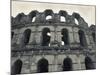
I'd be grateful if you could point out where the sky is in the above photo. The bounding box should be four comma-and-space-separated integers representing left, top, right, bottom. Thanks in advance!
12, 1, 96, 26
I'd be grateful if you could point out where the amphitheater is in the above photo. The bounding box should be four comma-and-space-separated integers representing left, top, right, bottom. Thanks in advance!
11, 9, 96, 74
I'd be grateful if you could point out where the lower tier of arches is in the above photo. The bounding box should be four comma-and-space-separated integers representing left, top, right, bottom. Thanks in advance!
11, 53, 96, 74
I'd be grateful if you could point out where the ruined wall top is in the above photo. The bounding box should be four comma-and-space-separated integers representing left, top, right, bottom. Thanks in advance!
11, 9, 91, 28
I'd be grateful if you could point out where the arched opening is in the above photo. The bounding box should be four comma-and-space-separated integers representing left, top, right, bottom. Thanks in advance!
78, 30, 87, 47
60, 16, 66, 22
63, 57, 72, 71
61, 28, 69, 45
85, 57, 95, 70
12, 59, 23, 74
72, 13, 80, 25
11, 32, 14, 39
42, 28, 51, 46
44, 9, 53, 23
92, 32, 96, 42
37, 58, 49, 73
29, 11, 37, 22
59, 10, 67, 22
23, 29, 31, 45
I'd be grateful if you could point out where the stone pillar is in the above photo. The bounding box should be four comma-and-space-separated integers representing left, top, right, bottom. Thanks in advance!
28, 32, 34, 44
53, 54, 58, 71
74, 55, 82, 70
50, 31, 55, 42
69, 32, 74, 44
57, 32, 62, 44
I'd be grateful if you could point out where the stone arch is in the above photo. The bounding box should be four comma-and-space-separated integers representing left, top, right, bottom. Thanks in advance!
59, 10, 67, 22
44, 9, 54, 23
11, 32, 14, 39
23, 29, 31, 45
15, 13, 25, 23
85, 56, 95, 70
72, 12, 80, 25
11, 59, 23, 75
61, 28, 69, 45
78, 30, 87, 47
29, 10, 38, 22
41, 28, 51, 46
37, 58, 49, 73
92, 32, 96, 42
63, 57, 73, 71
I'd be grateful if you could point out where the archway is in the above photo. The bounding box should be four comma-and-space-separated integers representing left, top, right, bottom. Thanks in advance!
44, 9, 53, 23
23, 29, 31, 45
37, 58, 49, 73
59, 10, 67, 22
85, 57, 95, 70
41, 28, 51, 46
12, 59, 23, 74
61, 28, 69, 45
29, 11, 37, 22
72, 12, 80, 25
78, 30, 87, 47
63, 57, 72, 71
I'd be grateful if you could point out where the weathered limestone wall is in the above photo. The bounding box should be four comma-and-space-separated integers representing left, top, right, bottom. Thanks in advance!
11, 9, 96, 74
11, 53, 96, 73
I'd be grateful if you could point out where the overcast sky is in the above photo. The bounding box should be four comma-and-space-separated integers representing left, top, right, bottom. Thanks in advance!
12, 1, 96, 26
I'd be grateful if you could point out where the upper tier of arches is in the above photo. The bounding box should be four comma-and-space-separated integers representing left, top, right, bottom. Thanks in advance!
11, 9, 88, 27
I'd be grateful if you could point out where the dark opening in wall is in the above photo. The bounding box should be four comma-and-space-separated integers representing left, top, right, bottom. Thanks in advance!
92, 32, 96, 42
78, 30, 87, 47
37, 58, 49, 73
23, 29, 31, 45
85, 57, 95, 70
61, 28, 69, 45
42, 28, 51, 46
12, 59, 23, 75
11, 32, 14, 39
63, 57, 72, 71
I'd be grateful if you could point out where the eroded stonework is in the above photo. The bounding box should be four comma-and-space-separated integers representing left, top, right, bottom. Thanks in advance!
11, 9, 96, 75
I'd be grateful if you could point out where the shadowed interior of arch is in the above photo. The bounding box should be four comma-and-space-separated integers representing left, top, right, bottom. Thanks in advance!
23, 29, 31, 45
85, 57, 95, 70
11, 32, 14, 39
41, 28, 51, 46
37, 58, 49, 73
78, 30, 87, 47
63, 57, 72, 71
61, 28, 69, 45
12, 59, 23, 74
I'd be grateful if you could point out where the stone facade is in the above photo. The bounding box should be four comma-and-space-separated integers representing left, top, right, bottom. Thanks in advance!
11, 9, 96, 74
